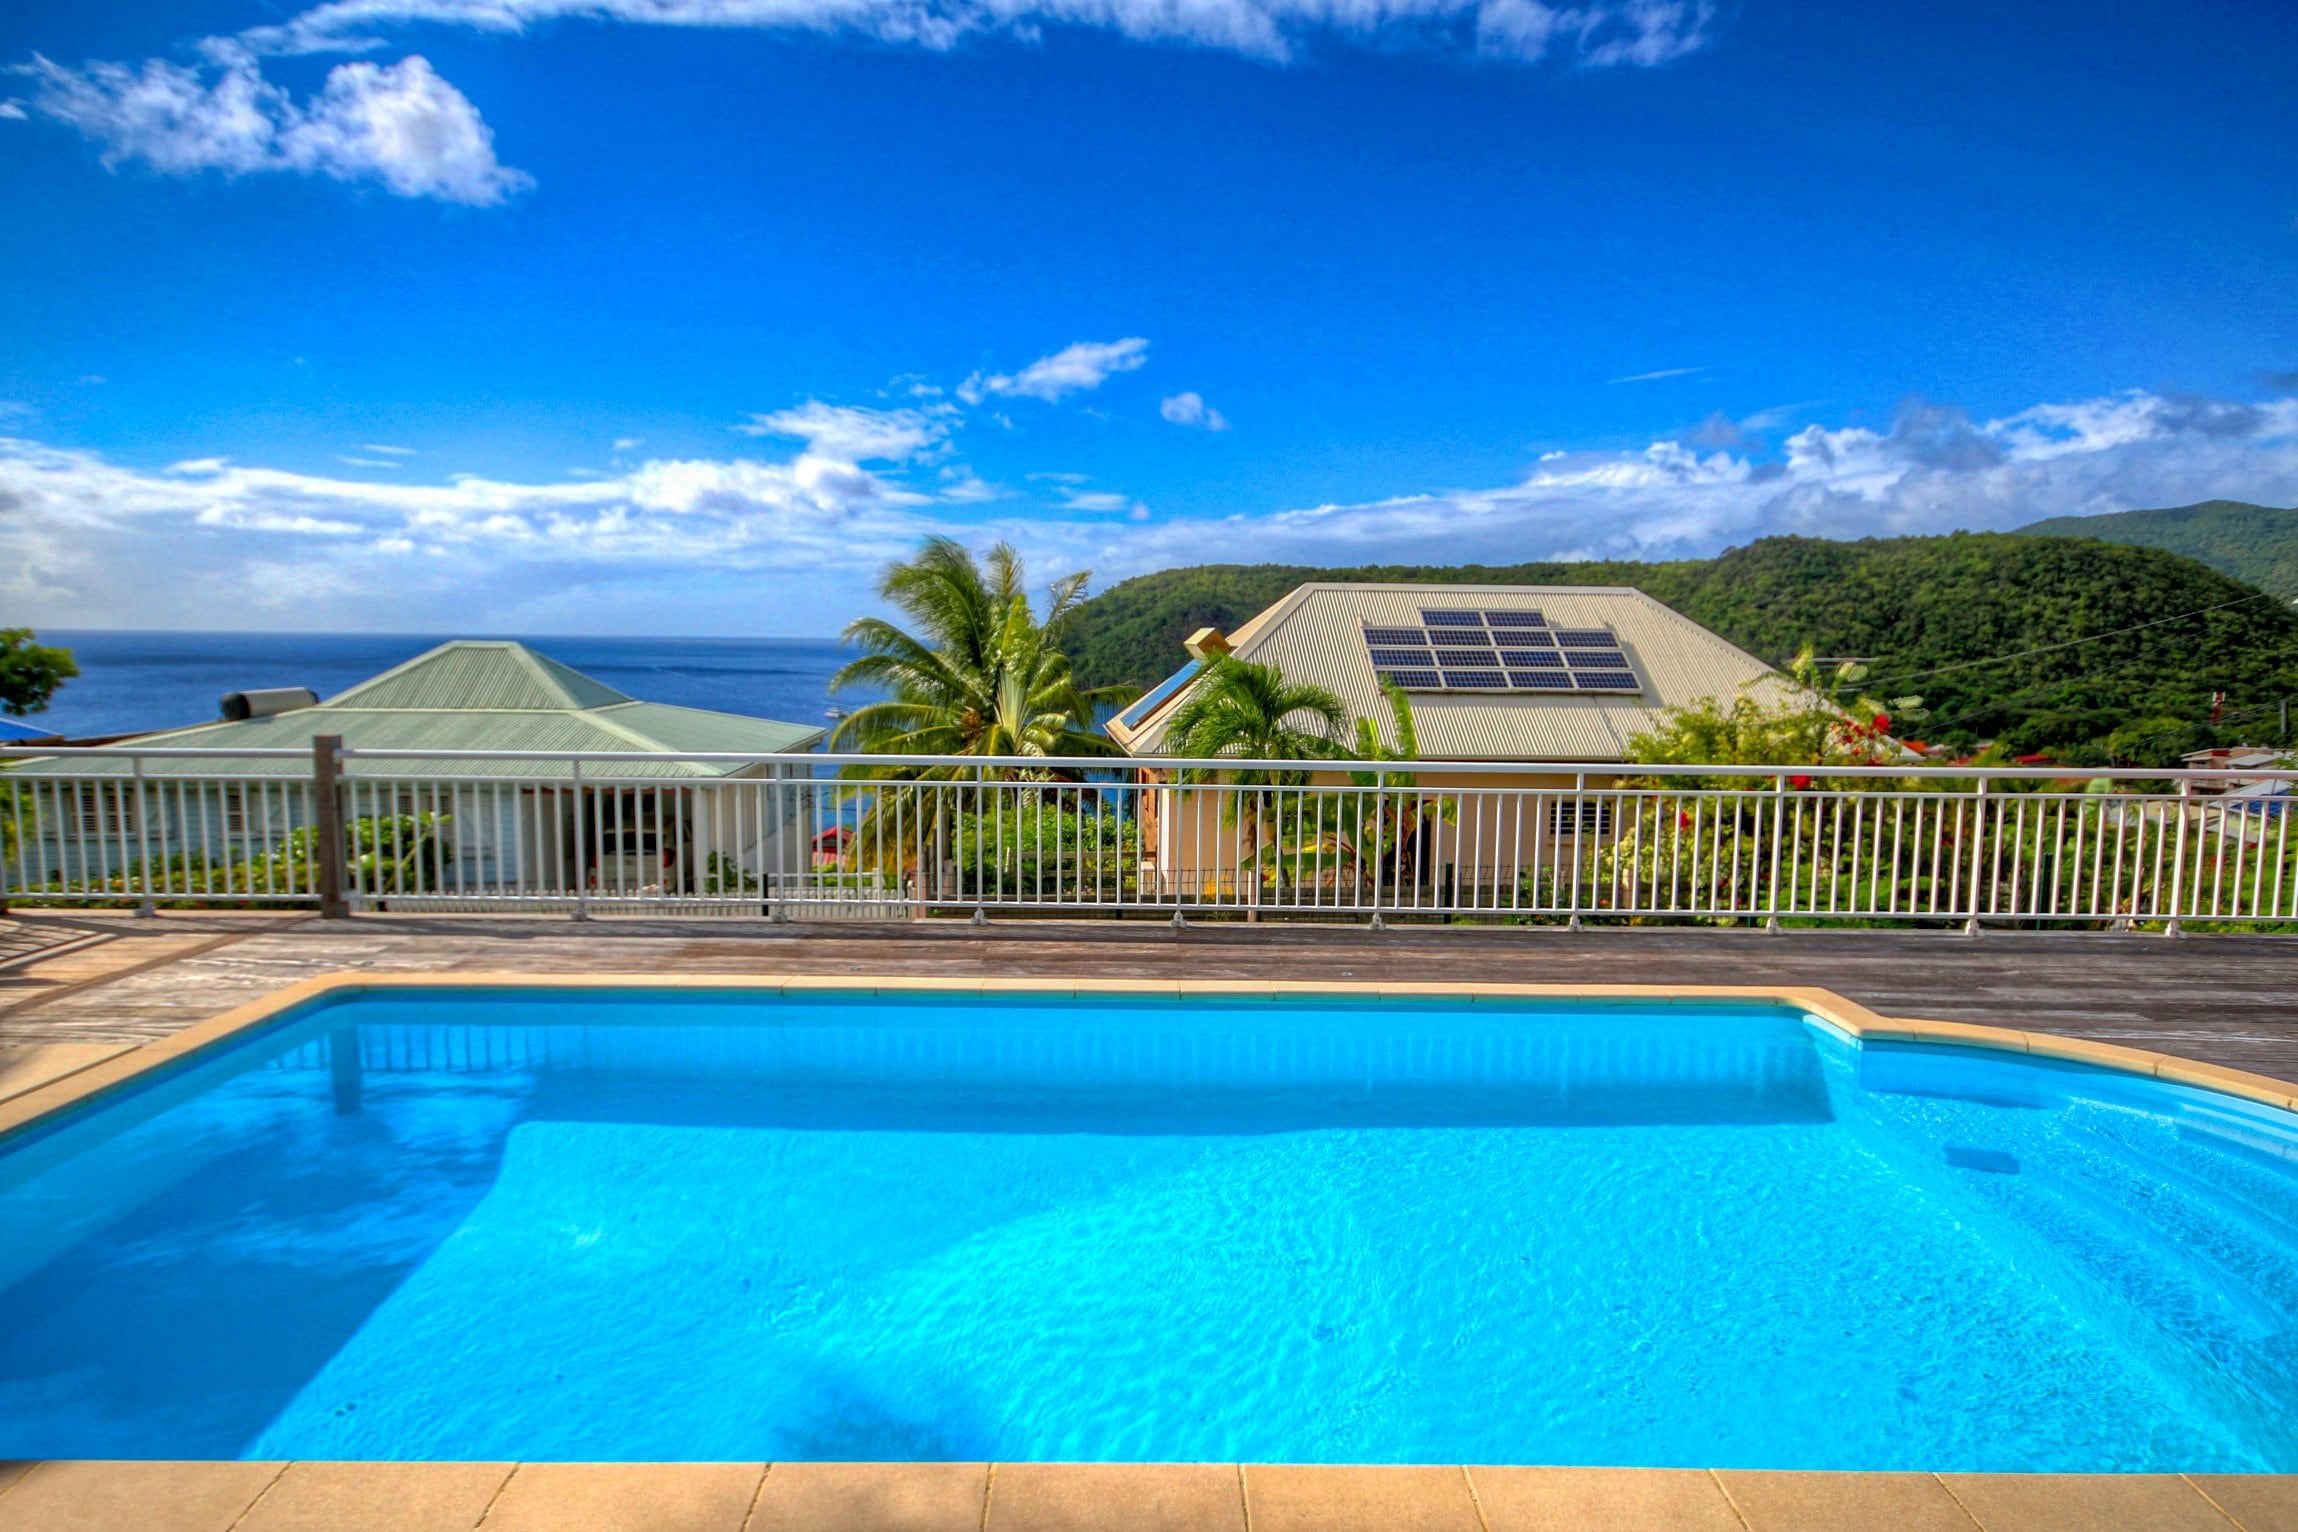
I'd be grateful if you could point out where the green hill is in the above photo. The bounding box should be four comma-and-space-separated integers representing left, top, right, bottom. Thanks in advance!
1065, 534, 2298, 758
2021, 500, 2298, 599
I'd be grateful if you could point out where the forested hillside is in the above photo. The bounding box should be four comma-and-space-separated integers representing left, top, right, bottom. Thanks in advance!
2021, 500, 2298, 599
1063, 534, 2298, 759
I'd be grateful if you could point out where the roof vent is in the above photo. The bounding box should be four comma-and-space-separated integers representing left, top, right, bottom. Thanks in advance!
1184, 627, 1232, 660
220, 687, 319, 722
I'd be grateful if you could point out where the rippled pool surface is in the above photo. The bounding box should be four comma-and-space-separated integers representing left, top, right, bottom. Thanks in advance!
3, 989, 2296, 1469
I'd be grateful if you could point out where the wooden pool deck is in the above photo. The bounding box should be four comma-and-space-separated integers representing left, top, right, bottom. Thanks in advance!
4, 912, 2298, 1532
8, 909, 2298, 1079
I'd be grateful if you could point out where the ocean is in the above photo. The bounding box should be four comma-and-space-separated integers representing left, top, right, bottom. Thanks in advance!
29, 631, 870, 741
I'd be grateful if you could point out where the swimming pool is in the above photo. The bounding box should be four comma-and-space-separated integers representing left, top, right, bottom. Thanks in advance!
2, 982, 2295, 1470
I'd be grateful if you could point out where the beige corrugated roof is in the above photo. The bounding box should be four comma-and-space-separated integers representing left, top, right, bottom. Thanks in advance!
1112, 584, 1785, 762
11, 641, 823, 779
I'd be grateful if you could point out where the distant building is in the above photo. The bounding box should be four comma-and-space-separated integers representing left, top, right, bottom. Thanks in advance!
9, 641, 823, 904
1106, 583, 1786, 900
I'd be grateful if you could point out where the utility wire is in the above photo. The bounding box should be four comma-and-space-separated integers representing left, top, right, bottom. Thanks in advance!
1867, 591, 2277, 688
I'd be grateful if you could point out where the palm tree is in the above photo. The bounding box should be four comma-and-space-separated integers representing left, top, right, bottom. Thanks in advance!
827, 538, 1134, 886
1265, 677, 1451, 899
1161, 655, 1349, 908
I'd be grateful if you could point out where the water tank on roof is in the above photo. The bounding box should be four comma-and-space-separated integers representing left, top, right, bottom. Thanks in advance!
220, 687, 319, 722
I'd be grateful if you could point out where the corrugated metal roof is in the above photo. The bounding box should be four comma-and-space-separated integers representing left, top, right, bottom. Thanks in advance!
7, 640, 823, 779
1117, 584, 1786, 762
593, 701, 821, 756
328, 641, 633, 711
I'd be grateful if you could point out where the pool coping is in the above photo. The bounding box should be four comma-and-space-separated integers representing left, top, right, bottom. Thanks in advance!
3, 970, 2296, 1143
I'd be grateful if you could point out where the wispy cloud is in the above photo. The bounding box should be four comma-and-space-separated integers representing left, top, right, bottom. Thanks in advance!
961, 339, 1150, 405
736, 400, 952, 462
1160, 391, 1230, 431
334, 453, 404, 468
239, 0, 1716, 67
1607, 365, 1705, 384
9, 48, 530, 204
359, 442, 418, 455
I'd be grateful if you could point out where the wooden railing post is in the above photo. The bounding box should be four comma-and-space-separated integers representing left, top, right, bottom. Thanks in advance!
312, 734, 349, 919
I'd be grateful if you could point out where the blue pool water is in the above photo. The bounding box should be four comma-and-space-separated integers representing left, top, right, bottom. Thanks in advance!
2, 991, 2296, 1469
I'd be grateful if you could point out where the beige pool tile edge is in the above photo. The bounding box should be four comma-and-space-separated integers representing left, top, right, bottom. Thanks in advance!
0, 1042, 139, 1106
1, 972, 2290, 1145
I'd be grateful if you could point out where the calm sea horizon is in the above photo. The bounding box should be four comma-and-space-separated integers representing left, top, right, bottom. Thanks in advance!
29, 631, 869, 741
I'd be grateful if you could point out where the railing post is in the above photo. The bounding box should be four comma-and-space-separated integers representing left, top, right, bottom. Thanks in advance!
2166, 776, 2192, 937
312, 735, 349, 920
1963, 774, 1990, 935
571, 759, 591, 921
1765, 772, 1785, 933
131, 755, 157, 917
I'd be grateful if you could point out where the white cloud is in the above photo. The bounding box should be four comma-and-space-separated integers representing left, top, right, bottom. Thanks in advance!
241, 0, 1713, 65
1608, 365, 1704, 384
737, 400, 951, 462
359, 442, 417, 455
8, 386, 2292, 636
335, 454, 405, 467
1160, 391, 1229, 431
1059, 489, 1137, 512
960, 338, 1150, 404
0, 100, 27, 120
612, 436, 642, 451
12, 50, 530, 205
1092, 390, 2298, 577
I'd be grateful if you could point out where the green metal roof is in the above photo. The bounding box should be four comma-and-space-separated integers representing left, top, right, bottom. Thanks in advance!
6, 641, 823, 779
328, 641, 634, 712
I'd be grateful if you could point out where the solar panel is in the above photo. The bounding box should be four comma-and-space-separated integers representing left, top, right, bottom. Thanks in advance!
1360, 612, 1630, 695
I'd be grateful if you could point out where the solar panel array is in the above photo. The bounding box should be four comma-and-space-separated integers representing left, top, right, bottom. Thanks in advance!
1360, 610, 1641, 693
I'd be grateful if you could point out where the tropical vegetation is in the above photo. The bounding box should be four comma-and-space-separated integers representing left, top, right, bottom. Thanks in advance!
826, 537, 1137, 889
828, 537, 1134, 769
0, 628, 76, 718
2022, 499, 2298, 601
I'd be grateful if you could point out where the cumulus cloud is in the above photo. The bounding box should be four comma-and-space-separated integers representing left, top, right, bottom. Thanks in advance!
11, 50, 530, 204
1160, 391, 1229, 431
738, 400, 951, 461
960, 339, 1150, 404
7, 386, 2293, 634
242, 0, 1714, 66
1094, 389, 2298, 576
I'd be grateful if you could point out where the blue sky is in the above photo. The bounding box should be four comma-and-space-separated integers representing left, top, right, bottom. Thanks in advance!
4, 0, 2297, 634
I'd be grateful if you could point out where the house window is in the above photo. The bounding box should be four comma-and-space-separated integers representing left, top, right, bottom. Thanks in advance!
71, 784, 140, 837
1547, 798, 1613, 837
222, 789, 249, 834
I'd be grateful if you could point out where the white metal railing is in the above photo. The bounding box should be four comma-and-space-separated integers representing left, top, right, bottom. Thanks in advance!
3, 743, 2295, 931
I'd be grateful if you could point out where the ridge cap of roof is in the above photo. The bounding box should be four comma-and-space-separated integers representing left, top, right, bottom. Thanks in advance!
1286, 582, 1656, 596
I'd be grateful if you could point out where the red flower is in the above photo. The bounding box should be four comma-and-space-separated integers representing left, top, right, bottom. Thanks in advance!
1873, 714, 1891, 730
1788, 774, 1812, 790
